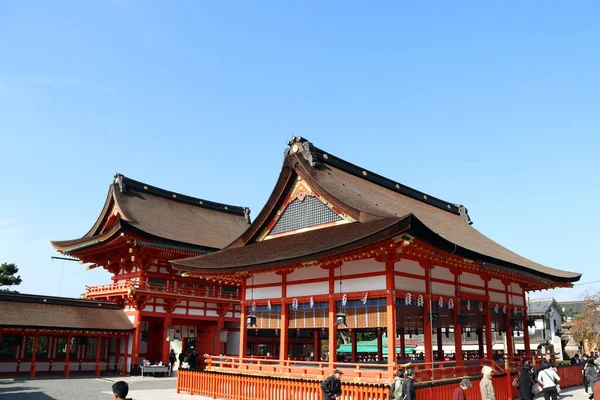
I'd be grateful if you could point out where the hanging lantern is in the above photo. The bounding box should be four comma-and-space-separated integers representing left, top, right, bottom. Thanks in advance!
405, 293, 412, 306
335, 311, 347, 327
246, 314, 257, 328
219, 329, 229, 343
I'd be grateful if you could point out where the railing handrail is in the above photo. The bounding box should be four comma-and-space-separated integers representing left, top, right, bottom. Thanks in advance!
85, 281, 241, 300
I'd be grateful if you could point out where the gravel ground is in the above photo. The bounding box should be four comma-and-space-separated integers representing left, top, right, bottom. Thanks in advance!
0, 374, 201, 400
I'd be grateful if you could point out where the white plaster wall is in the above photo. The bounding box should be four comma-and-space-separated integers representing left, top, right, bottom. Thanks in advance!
226, 332, 240, 355
460, 286, 485, 296
287, 281, 329, 297
234, 312, 241, 318
174, 308, 187, 315
394, 259, 424, 276
160, 267, 169, 274
180, 301, 188, 306
334, 276, 385, 293
288, 266, 329, 281
246, 286, 282, 300
148, 265, 158, 272
431, 282, 455, 296
511, 283, 523, 295
36, 362, 50, 372
206, 310, 218, 317
489, 291, 505, 303
432, 266, 454, 281
488, 279, 504, 291
155, 298, 165, 304
207, 303, 217, 308
395, 276, 426, 292
190, 301, 204, 308
512, 296, 524, 306
460, 273, 485, 287
335, 259, 385, 276
53, 361, 65, 370
189, 309, 204, 316
0, 363, 17, 372
155, 306, 165, 313
143, 305, 153, 312
247, 272, 281, 286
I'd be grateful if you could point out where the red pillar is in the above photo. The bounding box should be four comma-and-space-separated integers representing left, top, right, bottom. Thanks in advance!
328, 297, 337, 368
115, 336, 121, 374
121, 334, 129, 376
477, 329, 484, 359
436, 328, 444, 361
131, 310, 142, 369
95, 334, 102, 376
313, 330, 320, 361
239, 279, 248, 362
279, 304, 289, 362
351, 330, 357, 363
385, 260, 397, 373
65, 332, 72, 378
30, 331, 39, 378
453, 270, 463, 365
422, 261, 434, 365
483, 277, 493, 360
399, 328, 406, 360
503, 281, 514, 359
376, 329, 383, 363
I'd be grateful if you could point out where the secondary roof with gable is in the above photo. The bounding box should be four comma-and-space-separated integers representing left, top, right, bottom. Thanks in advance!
527, 298, 564, 316
51, 174, 251, 255
171, 137, 581, 286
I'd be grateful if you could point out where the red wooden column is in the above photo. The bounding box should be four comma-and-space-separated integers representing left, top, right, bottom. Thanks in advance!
239, 280, 248, 362
313, 330, 320, 361
121, 334, 129, 376
477, 329, 484, 359
328, 297, 337, 368
216, 316, 225, 355
351, 330, 357, 363
421, 261, 434, 365
436, 329, 444, 361
115, 336, 121, 374
503, 280, 514, 358
131, 309, 142, 369
65, 332, 72, 378
384, 260, 398, 372
95, 334, 102, 376
483, 276, 493, 360
452, 269, 464, 365
399, 328, 406, 360
30, 331, 39, 378
522, 291, 531, 356
279, 272, 289, 362
376, 329, 383, 362
162, 312, 172, 364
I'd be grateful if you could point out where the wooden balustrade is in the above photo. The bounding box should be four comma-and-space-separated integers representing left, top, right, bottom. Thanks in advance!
85, 282, 240, 300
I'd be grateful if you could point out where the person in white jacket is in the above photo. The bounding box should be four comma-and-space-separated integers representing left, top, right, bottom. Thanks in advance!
537, 361, 561, 400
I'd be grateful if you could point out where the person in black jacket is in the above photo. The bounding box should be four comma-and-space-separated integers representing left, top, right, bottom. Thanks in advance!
112, 381, 132, 400
321, 369, 343, 400
402, 370, 416, 400
518, 363, 535, 400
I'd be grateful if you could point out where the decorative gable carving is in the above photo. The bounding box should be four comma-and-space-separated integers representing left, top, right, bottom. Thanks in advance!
258, 179, 354, 241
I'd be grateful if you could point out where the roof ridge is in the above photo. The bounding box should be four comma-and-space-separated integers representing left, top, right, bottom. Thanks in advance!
114, 173, 251, 221
0, 292, 122, 309
284, 137, 472, 224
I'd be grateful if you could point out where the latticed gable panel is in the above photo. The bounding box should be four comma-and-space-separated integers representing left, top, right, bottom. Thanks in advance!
270, 195, 343, 236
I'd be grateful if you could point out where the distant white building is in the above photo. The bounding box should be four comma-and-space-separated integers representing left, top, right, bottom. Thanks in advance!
526, 298, 564, 358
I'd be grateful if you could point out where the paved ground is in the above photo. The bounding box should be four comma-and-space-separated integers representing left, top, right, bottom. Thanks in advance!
0, 375, 591, 399
0, 374, 197, 400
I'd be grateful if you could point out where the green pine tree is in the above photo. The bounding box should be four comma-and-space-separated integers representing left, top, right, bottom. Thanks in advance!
0, 263, 22, 293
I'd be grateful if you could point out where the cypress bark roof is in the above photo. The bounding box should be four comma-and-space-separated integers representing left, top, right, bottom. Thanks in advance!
172, 137, 581, 284
51, 174, 251, 254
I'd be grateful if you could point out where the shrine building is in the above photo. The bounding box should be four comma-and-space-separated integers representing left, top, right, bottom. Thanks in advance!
171, 137, 581, 392
49, 174, 250, 374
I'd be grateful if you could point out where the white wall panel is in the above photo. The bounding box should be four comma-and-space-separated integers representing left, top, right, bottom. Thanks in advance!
459, 287, 486, 296
512, 296, 524, 306
394, 259, 424, 276
335, 259, 385, 276
189, 309, 204, 316
287, 282, 329, 297
143, 305, 153, 312
174, 308, 187, 315
226, 332, 240, 355
189, 301, 204, 308
288, 266, 329, 281
488, 279, 504, 291
247, 272, 281, 286
460, 273, 484, 287
432, 266, 454, 281
206, 310, 218, 317
431, 282, 455, 296
334, 276, 385, 293
511, 283, 523, 294
247, 286, 282, 300
395, 276, 426, 292
155, 306, 165, 313
489, 291, 505, 303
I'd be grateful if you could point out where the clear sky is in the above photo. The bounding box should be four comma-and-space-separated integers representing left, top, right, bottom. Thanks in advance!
1, 1, 598, 302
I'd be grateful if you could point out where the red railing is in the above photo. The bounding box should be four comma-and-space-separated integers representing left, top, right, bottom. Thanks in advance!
204, 355, 505, 385
85, 282, 241, 301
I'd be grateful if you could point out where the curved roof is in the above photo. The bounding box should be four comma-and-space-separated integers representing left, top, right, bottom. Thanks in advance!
172, 137, 581, 285
51, 174, 251, 253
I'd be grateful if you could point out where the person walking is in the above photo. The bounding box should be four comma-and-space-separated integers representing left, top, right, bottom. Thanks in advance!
537, 361, 560, 400
390, 369, 405, 400
402, 370, 416, 400
168, 349, 177, 374
320, 369, 343, 400
587, 358, 598, 399
518, 363, 535, 400
178, 351, 185, 369
480, 366, 496, 400
452, 379, 472, 400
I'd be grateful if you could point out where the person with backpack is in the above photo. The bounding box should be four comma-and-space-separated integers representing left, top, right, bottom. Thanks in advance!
390, 369, 405, 400
537, 361, 560, 400
452, 379, 472, 400
402, 370, 416, 400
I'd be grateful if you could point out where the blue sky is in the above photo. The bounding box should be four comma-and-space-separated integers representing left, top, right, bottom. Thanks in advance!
0, 1, 598, 301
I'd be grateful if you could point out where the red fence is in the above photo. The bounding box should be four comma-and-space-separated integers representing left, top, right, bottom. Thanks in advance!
177, 365, 583, 400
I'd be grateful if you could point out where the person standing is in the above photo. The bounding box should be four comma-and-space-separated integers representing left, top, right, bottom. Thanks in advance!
537, 361, 560, 400
518, 363, 535, 400
390, 369, 405, 400
480, 366, 496, 400
111, 381, 131, 400
587, 358, 598, 399
168, 349, 177, 374
320, 369, 343, 400
452, 379, 472, 400
402, 370, 416, 400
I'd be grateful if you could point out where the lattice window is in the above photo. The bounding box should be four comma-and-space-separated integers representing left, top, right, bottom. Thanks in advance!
270, 195, 342, 235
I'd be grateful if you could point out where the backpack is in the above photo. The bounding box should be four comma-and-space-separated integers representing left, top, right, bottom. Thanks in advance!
390, 377, 404, 400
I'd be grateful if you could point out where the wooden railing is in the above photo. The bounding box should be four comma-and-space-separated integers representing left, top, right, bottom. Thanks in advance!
85, 282, 241, 301
204, 355, 505, 384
